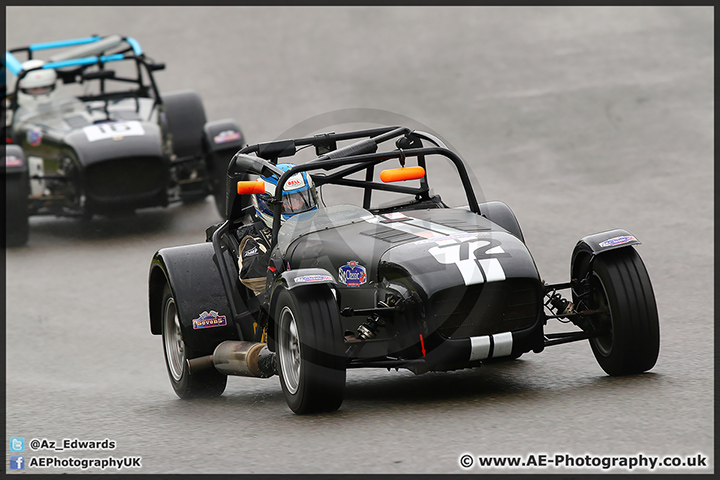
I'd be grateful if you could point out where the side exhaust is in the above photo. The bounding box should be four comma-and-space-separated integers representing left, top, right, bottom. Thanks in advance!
187, 341, 276, 378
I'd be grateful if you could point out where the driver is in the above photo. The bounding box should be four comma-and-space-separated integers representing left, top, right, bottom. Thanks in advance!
238, 163, 319, 296
16, 59, 58, 110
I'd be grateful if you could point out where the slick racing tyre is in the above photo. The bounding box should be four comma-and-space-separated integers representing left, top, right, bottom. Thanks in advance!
275, 286, 346, 414
582, 248, 660, 376
6, 173, 30, 247
161, 284, 227, 398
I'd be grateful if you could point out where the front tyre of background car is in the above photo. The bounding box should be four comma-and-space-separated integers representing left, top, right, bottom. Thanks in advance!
583, 248, 660, 376
275, 286, 346, 414
160, 283, 227, 398
5, 173, 30, 247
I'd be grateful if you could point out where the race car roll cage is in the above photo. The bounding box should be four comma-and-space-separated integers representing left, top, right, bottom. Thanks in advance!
239, 126, 479, 242
5, 35, 165, 116
216, 125, 603, 350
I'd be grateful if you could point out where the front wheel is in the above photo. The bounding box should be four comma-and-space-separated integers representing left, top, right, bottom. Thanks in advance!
580, 248, 660, 376
161, 284, 227, 398
275, 286, 346, 414
6, 173, 30, 247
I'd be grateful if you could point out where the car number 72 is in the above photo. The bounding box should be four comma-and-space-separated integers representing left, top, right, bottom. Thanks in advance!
428, 238, 508, 285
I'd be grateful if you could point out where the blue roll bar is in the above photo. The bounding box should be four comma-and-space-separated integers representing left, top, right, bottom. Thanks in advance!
6, 35, 143, 76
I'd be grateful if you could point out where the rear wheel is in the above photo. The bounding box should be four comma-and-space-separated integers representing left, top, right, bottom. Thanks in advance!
275, 286, 346, 414
161, 284, 227, 398
6, 174, 30, 247
581, 248, 659, 376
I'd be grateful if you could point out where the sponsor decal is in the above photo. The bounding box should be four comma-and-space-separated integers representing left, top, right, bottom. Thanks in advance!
83, 121, 145, 142
599, 235, 636, 248
294, 274, 334, 283
213, 129, 242, 144
285, 173, 306, 190
5, 155, 23, 167
338, 261, 367, 287
27, 127, 43, 147
192, 310, 227, 330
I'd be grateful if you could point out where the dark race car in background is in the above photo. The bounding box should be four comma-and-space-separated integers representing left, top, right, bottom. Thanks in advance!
148, 125, 660, 414
4, 34, 244, 246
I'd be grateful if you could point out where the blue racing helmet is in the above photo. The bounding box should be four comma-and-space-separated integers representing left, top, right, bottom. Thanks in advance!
251, 163, 319, 228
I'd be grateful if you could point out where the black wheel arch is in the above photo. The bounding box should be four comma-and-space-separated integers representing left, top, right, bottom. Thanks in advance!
479, 200, 524, 243
148, 242, 243, 356
571, 228, 642, 283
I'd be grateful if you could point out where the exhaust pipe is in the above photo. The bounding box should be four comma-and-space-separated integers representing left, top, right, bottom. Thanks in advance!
186, 341, 276, 378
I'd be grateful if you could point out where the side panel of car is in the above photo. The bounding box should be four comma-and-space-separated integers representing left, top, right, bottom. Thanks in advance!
13, 126, 66, 195
149, 242, 241, 356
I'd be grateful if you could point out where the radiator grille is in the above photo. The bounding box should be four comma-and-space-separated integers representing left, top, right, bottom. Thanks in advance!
85, 156, 166, 199
429, 279, 540, 338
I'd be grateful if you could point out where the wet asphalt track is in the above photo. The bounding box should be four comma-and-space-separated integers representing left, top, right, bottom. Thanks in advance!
5, 6, 714, 475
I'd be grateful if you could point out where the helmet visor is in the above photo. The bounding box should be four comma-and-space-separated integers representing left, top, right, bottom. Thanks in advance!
21, 85, 55, 96
281, 190, 316, 215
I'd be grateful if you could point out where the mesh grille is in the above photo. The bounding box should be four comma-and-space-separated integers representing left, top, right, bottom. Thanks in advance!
430, 279, 540, 338
85, 157, 166, 199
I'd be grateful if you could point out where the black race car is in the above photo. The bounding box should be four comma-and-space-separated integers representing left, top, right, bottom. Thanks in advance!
148, 126, 660, 414
4, 35, 244, 246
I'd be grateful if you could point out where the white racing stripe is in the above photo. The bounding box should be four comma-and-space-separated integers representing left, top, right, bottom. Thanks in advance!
469, 332, 514, 360
405, 218, 465, 236
492, 332, 513, 357
379, 221, 437, 238
469, 336, 491, 361
479, 258, 506, 282
365, 214, 467, 239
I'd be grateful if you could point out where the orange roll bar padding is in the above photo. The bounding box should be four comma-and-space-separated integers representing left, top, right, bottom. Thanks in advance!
237, 180, 266, 195
380, 166, 426, 183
